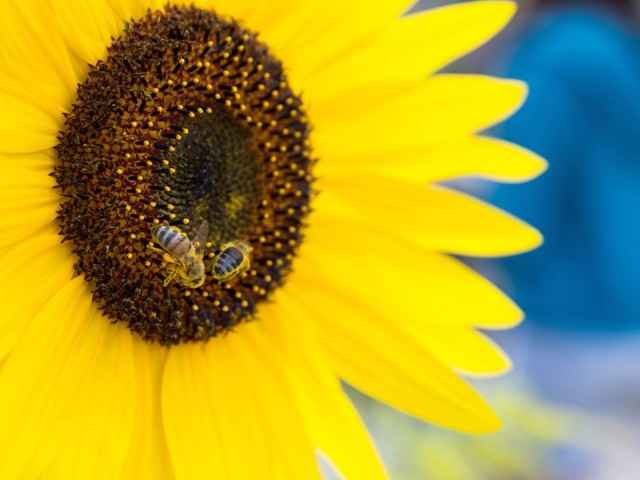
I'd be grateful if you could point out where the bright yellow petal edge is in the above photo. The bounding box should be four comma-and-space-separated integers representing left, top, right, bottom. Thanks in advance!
0, 0, 545, 479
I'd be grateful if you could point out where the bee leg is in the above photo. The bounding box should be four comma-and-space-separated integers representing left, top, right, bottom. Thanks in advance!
163, 267, 177, 287
147, 244, 166, 255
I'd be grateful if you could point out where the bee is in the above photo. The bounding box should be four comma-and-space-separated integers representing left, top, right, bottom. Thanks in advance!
210, 240, 251, 282
150, 220, 208, 288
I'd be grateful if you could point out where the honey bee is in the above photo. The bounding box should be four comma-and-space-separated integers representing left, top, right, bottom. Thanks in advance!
150, 220, 208, 288
210, 240, 251, 282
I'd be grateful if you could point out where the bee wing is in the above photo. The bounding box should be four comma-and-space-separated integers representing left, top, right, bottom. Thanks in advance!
193, 220, 209, 255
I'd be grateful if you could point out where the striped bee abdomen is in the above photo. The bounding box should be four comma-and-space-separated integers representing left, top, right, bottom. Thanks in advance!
214, 247, 244, 276
153, 226, 191, 257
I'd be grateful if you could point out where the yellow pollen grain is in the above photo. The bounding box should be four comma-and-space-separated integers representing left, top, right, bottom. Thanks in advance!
259, 236, 266, 243
131, 121, 138, 127
271, 90, 279, 98
235, 292, 242, 299
189, 112, 196, 118
153, 88, 159, 94
207, 40, 214, 47
204, 61, 211, 68
179, 58, 186, 65
259, 288, 266, 295
126, 253, 133, 259
225, 100, 232, 107
205, 241, 212, 248
163, 160, 170, 165
206, 107, 213, 113
207, 84, 213, 90
130, 233, 137, 239
276, 258, 284, 266
116, 168, 124, 174
125, 205, 132, 212
197, 107, 204, 114
164, 186, 171, 192
214, 300, 221, 306
169, 168, 176, 174
124, 153, 131, 159
183, 128, 189, 134
208, 253, 215, 259
247, 57, 254, 63
183, 218, 190, 225
264, 72, 271, 79
241, 300, 249, 308
192, 305, 199, 311
177, 104, 184, 110
138, 215, 145, 221
290, 110, 298, 117
270, 155, 277, 162
167, 204, 174, 210
144, 260, 151, 267
225, 35, 232, 43
147, 121, 154, 127
146, 161, 152, 166
258, 84, 265, 91
175, 134, 182, 141
150, 202, 157, 207
135, 188, 142, 194
202, 291, 209, 297
137, 175, 143, 181
167, 79, 174, 86
184, 290, 191, 297
222, 306, 229, 312
276, 105, 283, 111
153, 219, 159, 224
223, 70, 230, 76
143, 140, 150, 146
168, 146, 176, 152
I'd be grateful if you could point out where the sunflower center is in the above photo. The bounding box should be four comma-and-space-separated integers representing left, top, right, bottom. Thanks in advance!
54, 6, 313, 345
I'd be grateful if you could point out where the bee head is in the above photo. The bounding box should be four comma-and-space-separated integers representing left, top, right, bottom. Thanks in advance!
183, 257, 206, 288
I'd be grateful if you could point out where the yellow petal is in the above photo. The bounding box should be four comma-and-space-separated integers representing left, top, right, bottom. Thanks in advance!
313, 75, 526, 161
260, 298, 388, 480
44, 320, 136, 479
300, 218, 522, 329
315, 176, 542, 256
53, 0, 124, 67
303, 1, 516, 100
0, 277, 134, 478
120, 342, 174, 480
286, 278, 501, 433
0, 233, 74, 361
0, 168, 59, 249
257, 0, 413, 89
106, 0, 164, 21
419, 327, 510, 376
0, 149, 58, 171
0, 90, 63, 153
163, 327, 322, 479
0, 0, 77, 112
317, 136, 547, 184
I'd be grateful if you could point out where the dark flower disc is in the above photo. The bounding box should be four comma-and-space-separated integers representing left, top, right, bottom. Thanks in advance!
54, 6, 313, 345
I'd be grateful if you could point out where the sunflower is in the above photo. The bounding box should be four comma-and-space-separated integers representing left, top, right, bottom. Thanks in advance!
0, 0, 544, 478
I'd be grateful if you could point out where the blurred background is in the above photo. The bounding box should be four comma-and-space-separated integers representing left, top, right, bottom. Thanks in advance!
336, 1, 640, 478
